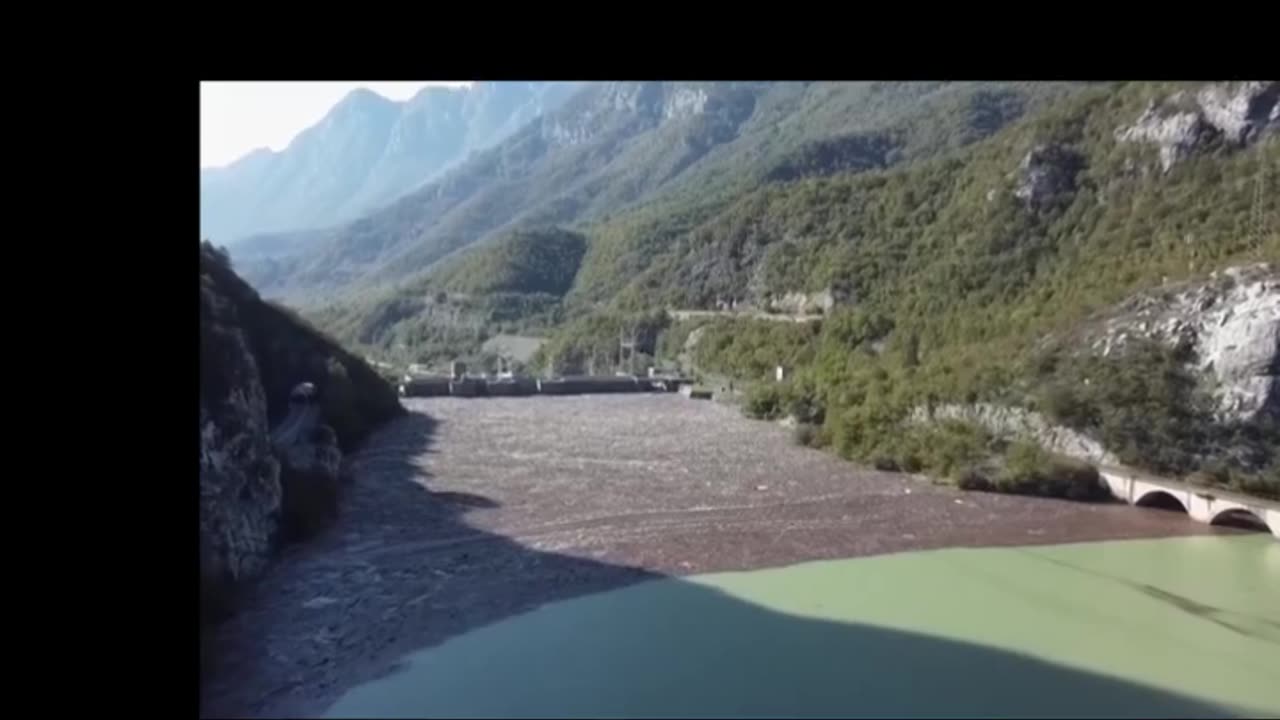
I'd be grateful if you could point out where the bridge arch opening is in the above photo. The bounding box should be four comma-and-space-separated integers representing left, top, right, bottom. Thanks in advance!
1134, 490, 1188, 513
1209, 508, 1271, 533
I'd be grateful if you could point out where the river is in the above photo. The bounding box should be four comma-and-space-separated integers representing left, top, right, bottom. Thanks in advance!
325, 534, 1278, 718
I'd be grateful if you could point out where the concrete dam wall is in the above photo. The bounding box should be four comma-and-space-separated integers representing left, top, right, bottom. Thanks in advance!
400, 374, 685, 399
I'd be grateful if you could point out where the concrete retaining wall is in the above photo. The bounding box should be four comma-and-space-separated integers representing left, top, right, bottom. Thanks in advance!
402, 375, 667, 398
449, 379, 480, 397
487, 378, 538, 396
538, 377, 643, 395
400, 377, 452, 397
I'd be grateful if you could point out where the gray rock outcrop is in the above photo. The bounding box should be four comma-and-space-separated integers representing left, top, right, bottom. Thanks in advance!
1013, 143, 1083, 208
1084, 263, 1280, 423
538, 82, 755, 150
768, 288, 842, 315
541, 82, 666, 147
910, 403, 1119, 467
1116, 81, 1279, 172
663, 87, 710, 121
1196, 82, 1280, 143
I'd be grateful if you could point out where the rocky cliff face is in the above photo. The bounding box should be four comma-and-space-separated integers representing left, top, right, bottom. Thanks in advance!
663, 87, 709, 121
200, 261, 283, 619
917, 265, 1279, 471
201, 83, 579, 244
1081, 263, 1280, 423
538, 82, 744, 149
1116, 81, 1278, 172
1012, 143, 1083, 208
766, 289, 843, 315
199, 242, 402, 621
540, 82, 665, 147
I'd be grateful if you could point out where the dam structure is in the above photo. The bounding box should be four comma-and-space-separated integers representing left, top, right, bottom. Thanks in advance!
399, 362, 693, 399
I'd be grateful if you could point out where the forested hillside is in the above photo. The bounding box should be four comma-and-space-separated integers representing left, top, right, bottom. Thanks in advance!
238, 82, 1081, 301
539, 81, 1278, 497
584, 83, 1274, 310
293, 80, 1277, 498
430, 227, 587, 296
307, 227, 584, 371
688, 84, 1275, 496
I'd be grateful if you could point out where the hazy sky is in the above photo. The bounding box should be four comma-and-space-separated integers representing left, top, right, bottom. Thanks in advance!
200, 81, 472, 169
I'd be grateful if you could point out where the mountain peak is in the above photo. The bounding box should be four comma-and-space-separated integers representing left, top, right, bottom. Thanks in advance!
200, 82, 579, 243
333, 87, 398, 112
346, 86, 389, 101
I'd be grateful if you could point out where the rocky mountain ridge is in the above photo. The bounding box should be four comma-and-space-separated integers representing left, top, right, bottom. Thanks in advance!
200, 82, 580, 244
233, 82, 1082, 302
1116, 81, 1278, 172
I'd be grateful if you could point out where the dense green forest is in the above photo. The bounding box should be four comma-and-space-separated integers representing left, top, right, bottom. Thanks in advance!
306, 227, 590, 371
430, 227, 588, 296
530, 310, 671, 375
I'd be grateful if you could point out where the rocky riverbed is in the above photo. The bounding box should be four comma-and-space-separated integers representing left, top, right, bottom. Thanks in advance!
200, 395, 1217, 718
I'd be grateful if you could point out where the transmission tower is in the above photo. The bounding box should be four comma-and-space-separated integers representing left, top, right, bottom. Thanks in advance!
1252, 156, 1273, 247
618, 326, 639, 376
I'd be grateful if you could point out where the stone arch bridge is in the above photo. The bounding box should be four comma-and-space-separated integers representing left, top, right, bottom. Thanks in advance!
1099, 466, 1279, 539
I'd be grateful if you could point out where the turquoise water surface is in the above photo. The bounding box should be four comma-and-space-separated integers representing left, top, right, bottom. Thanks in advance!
325, 534, 1280, 718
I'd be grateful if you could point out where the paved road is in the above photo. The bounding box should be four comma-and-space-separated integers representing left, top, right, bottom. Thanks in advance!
668, 309, 823, 323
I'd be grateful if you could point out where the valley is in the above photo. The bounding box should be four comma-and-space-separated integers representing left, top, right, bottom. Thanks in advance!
200, 395, 1254, 719
200, 80, 1280, 718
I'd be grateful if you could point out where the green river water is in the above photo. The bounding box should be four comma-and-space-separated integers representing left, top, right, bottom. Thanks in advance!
325, 534, 1280, 718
